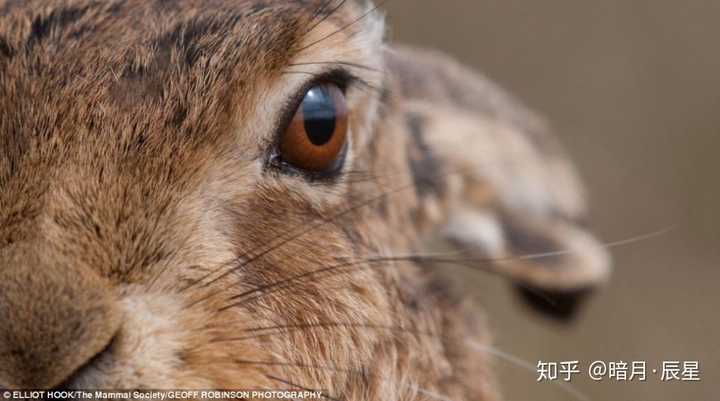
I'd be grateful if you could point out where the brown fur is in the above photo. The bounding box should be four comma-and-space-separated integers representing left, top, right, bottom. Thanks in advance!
0, 1, 609, 399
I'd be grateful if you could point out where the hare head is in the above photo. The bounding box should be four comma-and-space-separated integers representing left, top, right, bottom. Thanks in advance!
0, 0, 609, 399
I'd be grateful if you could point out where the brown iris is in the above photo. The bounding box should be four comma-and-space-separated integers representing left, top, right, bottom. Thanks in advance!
279, 83, 348, 172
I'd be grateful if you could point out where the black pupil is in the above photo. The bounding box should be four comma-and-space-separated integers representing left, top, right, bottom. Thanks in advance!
302, 86, 336, 146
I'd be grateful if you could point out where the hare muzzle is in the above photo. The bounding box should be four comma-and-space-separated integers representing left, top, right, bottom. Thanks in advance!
0, 245, 120, 388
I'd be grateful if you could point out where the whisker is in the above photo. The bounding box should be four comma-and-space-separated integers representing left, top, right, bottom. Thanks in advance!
181, 148, 574, 300
339, 166, 412, 185
479, 225, 676, 265
197, 317, 593, 400
468, 340, 591, 401
288, 61, 382, 73
215, 255, 494, 312
233, 359, 357, 375
303, 0, 349, 39
264, 374, 341, 401
592, 225, 676, 251
192, 331, 570, 401
147, 230, 200, 292
184, 168, 466, 310
235, 359, 447, 400
281, 70, 383, 95
298, 0, 391, 52
216, 223, 673, 312
207, 322, 432, 344
181, 138, 668, 312
413, 388, 456, 401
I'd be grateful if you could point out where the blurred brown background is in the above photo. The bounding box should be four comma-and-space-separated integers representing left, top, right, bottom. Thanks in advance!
386, 1, 719, 400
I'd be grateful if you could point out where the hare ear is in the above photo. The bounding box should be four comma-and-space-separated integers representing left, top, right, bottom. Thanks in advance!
383, 47, 611, 320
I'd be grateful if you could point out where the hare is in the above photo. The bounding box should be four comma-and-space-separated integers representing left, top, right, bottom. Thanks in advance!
0, 0, 610, 399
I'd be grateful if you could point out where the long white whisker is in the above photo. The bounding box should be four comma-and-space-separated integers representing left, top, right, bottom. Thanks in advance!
468, 341, 591, 401
388, 225, 676, 265
512, 225, 676, 263
411, 386, 457, 401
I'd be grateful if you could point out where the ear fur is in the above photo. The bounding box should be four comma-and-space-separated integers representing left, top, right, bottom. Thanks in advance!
383, 46, 611, 319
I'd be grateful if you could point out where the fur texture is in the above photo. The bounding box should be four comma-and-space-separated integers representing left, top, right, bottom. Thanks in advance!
0, 1, 609, 399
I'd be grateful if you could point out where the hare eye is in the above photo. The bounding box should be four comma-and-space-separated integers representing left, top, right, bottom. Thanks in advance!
279, 83, 348, 173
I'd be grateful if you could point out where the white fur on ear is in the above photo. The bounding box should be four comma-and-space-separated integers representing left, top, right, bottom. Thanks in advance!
444, 209, 505, 258
444, 208, 611, 291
